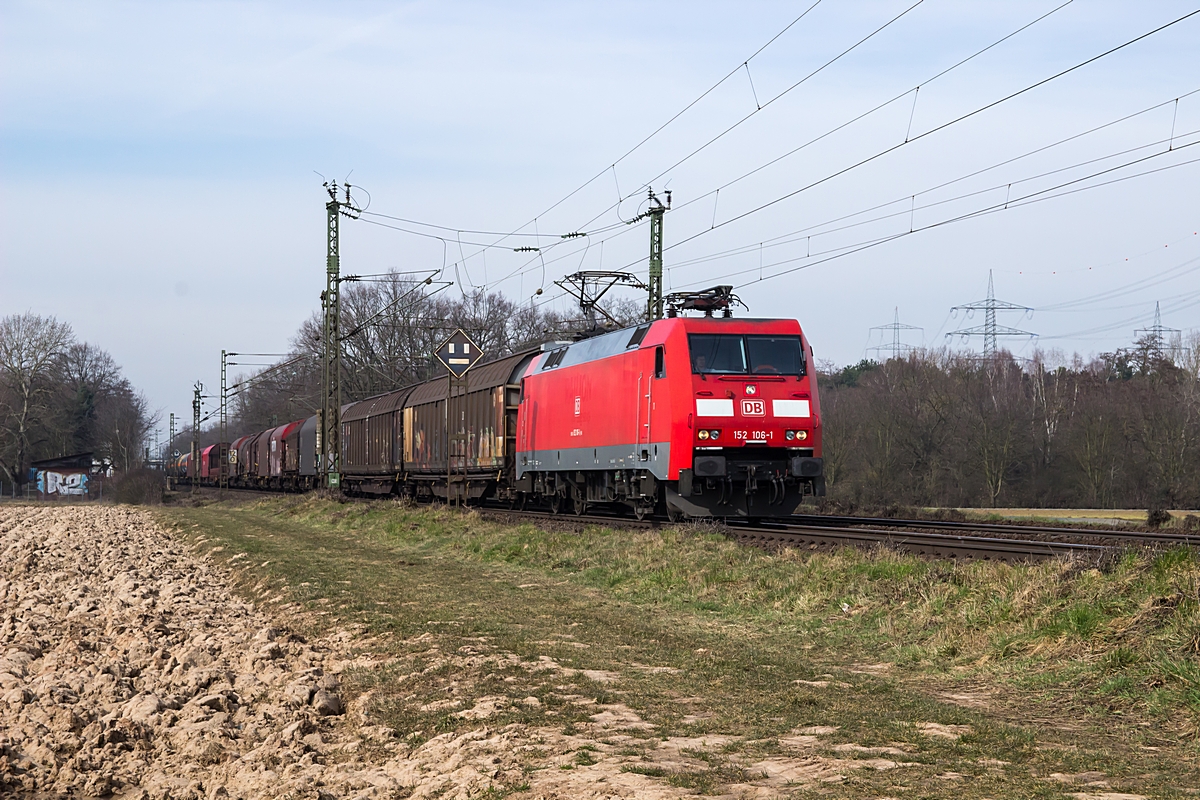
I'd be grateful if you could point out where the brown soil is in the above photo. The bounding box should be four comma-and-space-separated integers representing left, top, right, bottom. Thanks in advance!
0, 505, 962, 799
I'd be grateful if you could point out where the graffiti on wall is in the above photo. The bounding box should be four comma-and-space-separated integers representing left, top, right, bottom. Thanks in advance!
37, 471, 88, 496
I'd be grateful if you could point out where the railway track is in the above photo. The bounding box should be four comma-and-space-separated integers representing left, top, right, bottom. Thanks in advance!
183, 486, 1195, 563
728, 518, 1109, 562
786, 513, 1200, 547
484, 507, 1124, 562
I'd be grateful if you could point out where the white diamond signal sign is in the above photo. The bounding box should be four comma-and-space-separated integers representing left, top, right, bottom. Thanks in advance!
436, 329, 484, 377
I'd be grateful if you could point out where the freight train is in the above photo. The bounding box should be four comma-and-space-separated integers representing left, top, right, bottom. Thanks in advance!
171, 289, 824, 518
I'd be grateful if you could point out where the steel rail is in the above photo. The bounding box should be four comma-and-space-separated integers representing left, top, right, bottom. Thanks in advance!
731, 519, 1109, 562
182, 485, 1190, 561
787, 513, 1200, 546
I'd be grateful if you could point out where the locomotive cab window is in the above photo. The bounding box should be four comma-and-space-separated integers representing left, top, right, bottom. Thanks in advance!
654, 346, 665, 379
688, 334, 747, 374
689, 334, 805, 376
745, 335, 805, 376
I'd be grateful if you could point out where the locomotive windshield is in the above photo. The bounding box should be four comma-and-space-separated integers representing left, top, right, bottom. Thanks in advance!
689, 334, 806, 376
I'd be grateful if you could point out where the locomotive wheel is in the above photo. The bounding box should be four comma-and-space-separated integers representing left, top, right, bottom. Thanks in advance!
633, 503, 651, 521
573, 497, 587, 516
549, 493, 563, 515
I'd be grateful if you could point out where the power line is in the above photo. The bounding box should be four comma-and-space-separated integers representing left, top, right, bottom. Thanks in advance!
487, 85, 1200, 298
354, 1, 831, 290
654, 8, 1200, 261
577, 0, 1075, 235
667, 123, 1199, 276
1040, 251, 1200, 311
674, 142, 1200, 290
1040, 288, 1200, 341
505, 0, 829, 234
377, 0, 1082, 302
573, 0, 929, 233
397, 0, 936, 295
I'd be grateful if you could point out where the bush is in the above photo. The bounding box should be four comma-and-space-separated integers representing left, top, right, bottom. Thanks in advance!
1147, 507, 1172, 528
110, 469, 165, 505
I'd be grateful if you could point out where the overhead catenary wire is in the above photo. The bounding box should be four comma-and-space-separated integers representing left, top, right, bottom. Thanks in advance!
668, 88, 1200, 272
568, 0, 933, 234
661, 0, 1078, 221
349, 0, 831, 282
671, 141, 1200, 291
665, 124, 1200, 274
649, 8, 1200, 264
503, 15, 1193, 297
353, 0, 1071, 301
492, 0, 828, 239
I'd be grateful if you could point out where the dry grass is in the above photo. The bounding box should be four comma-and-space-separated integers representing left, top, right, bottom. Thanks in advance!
157, 496, 1200, 798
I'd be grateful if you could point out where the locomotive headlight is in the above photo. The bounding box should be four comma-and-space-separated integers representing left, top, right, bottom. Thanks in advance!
698, 429, 710, 440
796, 430, 809, 441
709, 429, 721, 440
786, 430, 795, 441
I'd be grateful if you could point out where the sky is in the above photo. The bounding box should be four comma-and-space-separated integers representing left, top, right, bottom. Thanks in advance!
3, 0, 1199, 439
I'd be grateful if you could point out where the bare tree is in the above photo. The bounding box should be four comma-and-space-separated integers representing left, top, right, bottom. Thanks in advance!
0, 313, 74, 484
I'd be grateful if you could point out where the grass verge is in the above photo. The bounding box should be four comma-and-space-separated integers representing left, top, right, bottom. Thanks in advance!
156, 496, 1200, 798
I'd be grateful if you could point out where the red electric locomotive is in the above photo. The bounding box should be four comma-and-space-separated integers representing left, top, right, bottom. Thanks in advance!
514, 287, 823, 518
216, 286, 820, 519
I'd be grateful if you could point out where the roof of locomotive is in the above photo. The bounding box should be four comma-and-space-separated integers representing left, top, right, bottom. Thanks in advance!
526, 315, 804, 375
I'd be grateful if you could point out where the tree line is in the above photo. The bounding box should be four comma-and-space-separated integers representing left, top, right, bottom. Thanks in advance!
0, 313, 156, 486
217, 273, 642, 439
206, 274, 1200, 510
819, 333, 1200, 510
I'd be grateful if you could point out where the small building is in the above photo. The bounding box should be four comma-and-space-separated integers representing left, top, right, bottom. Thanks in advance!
31, 453, 94, 499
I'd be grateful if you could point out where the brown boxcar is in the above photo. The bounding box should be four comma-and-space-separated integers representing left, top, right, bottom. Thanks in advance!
401, 350, 535, 500
342, 389, 414, 494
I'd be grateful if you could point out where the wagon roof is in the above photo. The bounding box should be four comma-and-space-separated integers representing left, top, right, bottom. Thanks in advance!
404, 349, 537, 406
343, 387, 415, 422
270, 419, 305, 440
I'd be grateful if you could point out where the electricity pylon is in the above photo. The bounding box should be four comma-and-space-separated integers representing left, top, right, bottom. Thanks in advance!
947, 270, 1035, 358
867, 307, 922, 360
1133, 301, 1179, 359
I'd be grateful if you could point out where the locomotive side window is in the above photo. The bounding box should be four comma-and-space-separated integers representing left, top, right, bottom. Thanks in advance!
746, 335, 805, 376
688, 334, 747, 374
654, 346, 665, 378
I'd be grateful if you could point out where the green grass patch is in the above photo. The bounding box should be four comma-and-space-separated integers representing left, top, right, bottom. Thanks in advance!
155, 496, 1200, 798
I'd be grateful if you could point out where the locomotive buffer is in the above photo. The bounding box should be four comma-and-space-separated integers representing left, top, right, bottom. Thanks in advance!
436, 329, 484, 507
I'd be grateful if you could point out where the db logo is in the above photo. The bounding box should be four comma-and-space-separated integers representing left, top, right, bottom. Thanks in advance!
741, 399, 765, 416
